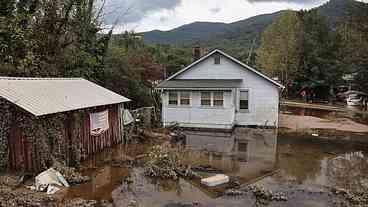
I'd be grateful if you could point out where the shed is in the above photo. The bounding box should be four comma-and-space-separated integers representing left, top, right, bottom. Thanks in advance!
0, 77, 130, 172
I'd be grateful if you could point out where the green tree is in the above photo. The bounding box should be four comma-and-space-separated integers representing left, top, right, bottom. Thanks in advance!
298, 10, 343, 89
0, 0, 109, 81
337, 9, 368, 92
256, 10, 304, 87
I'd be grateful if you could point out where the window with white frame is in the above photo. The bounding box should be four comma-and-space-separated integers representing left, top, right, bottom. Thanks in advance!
168, 91, 178, 106
239, 90, 249, 111
213, 92, 224, 106
201, 92, 211, 106
180, 91, 191, 106
168, 91, 191, 106
201, 91, 224, 107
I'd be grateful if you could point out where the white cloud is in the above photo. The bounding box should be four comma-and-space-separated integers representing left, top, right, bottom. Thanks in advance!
108, 0, 328, 33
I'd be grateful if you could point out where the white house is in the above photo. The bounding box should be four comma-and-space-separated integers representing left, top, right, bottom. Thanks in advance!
156, 49, 284, 129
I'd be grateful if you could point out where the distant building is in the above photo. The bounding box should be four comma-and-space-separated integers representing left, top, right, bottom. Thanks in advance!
156, 49, 284, 129
0, 77, 130, 172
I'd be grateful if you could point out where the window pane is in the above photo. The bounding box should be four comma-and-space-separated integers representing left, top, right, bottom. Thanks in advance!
214, 100, 224, 106
213, 92, 223, 100
181, 99, 190, 105
240, 91, 249, 110
181, 91, 190, 99
169, 92, 178, 105
201, 92, 211, 106
201, 100, 211, 106
238, 142, 248, 152
240, 91, 248, 100
240, 100, 248, 110
201, 92, 211, 99
180, 91, 190, 105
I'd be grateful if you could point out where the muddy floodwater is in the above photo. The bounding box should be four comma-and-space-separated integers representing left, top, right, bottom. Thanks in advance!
60, 107, 368, 207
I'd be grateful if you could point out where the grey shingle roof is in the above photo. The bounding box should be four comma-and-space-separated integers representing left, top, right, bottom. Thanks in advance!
157, 79, 242, 89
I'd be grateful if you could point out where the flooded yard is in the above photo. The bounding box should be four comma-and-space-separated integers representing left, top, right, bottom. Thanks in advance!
59, 122, 368, 206
2, 105, 367, 207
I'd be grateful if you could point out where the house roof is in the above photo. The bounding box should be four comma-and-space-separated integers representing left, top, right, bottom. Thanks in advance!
0, 77, 130, 116
157, 49, 284, 89
156, 79, 242, 89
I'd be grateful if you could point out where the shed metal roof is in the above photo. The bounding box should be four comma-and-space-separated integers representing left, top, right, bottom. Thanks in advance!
0, 77, 130, 116
156, 79, 242, 89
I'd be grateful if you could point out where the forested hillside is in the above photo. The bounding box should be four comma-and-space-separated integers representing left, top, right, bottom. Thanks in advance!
1, 0, 367, 104
142, 0, 368, 61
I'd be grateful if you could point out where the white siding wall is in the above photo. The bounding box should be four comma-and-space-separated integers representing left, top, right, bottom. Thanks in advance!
162, 91, 235, 129
162, 54, 280, 128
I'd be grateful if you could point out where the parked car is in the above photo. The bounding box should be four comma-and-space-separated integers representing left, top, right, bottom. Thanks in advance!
345, 90, 368, 106
347, 94, 363, 106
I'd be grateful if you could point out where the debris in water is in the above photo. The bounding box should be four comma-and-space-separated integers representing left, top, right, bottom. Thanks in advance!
46, 185, 60, 195
63, 198, 98, 207
246, 185, 288, 202
144, 145, 180, 179
144, 145, 197, 180
35, 168, 69, 192
53, 161, 91, 184
201, 174, 229, 187
0, 186, 57, 207
191, 165, 223, 174
225, 189, 247, 196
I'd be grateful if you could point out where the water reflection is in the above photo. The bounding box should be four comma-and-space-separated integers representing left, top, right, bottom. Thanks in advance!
61, 126, 368, 207
183, 128, 278, 184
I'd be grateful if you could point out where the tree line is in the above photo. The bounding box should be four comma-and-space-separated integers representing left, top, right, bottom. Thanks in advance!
1, 1, 367, 104
0, 0, 191, 107
256, 9, 368, 98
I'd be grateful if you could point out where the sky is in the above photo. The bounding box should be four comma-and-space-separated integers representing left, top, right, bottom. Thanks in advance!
98, 0, 357, 33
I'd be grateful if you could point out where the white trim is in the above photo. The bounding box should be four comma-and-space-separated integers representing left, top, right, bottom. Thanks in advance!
159, 49, 284, 89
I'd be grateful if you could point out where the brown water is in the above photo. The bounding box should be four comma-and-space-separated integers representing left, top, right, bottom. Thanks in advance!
59, 128, 368, 207
59, 106, 368, 206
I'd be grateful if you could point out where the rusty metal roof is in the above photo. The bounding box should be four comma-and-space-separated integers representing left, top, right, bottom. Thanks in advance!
0, 77, 130, 116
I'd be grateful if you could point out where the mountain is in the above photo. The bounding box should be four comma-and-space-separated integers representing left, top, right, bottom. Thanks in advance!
142, 11, 280, 46
141, 0, 367, 49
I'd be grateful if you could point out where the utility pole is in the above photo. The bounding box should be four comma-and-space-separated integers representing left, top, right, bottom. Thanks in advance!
246, 38, 256, 65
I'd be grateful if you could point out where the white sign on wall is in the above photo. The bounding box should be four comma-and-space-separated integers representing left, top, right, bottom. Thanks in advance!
90, 110, 109, 136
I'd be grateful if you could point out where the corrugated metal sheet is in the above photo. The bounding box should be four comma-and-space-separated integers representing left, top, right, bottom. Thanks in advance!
0, 77, 130, 116
157, 79, 242, 89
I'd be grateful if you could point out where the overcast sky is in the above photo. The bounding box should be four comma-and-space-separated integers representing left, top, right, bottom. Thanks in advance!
100, 0, 344, 33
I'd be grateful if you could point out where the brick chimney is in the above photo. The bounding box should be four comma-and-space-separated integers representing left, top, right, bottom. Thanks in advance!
192, 46, 202, 61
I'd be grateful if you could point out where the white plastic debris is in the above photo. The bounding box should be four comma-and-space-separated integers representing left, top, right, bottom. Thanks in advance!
201, 174, 229, 187
35, 168, 69, 192
123, 109, 134, 125
312, 133, 319, 137
46, 185, 61, 195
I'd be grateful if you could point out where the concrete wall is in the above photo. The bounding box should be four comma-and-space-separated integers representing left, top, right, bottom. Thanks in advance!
162, 53, 280, 129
